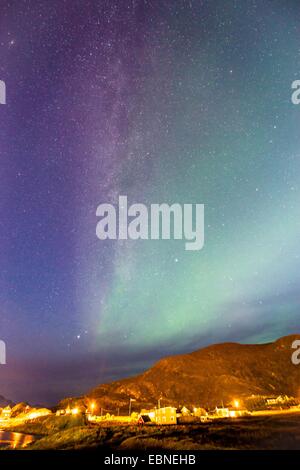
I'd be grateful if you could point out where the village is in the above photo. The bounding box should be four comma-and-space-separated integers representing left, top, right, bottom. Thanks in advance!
1, 394, 300, 427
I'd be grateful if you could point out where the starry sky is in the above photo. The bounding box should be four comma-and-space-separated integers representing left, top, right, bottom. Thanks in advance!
0, 0, 300, 405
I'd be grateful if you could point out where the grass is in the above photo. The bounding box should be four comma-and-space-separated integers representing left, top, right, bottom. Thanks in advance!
1, 414, 86, 437
3, 412, 300, 450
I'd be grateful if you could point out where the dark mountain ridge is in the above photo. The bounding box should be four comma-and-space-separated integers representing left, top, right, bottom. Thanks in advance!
0, 395, 14, 408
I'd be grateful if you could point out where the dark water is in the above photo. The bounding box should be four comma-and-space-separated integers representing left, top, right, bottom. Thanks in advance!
0, 430, 34, 448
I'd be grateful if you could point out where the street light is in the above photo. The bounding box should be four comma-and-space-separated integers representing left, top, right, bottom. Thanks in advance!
128, 398, 136, 416
158, 394, 163, 409
90, 402, 96, 415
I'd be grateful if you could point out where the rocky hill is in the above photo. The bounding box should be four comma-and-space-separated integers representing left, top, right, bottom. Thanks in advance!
63, 335, 300, 411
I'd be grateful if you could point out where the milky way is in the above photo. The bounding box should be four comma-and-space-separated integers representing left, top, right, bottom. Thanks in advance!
0, 0, 300, 404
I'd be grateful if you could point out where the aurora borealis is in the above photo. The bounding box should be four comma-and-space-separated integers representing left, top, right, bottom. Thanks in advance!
0, 0, 300, 404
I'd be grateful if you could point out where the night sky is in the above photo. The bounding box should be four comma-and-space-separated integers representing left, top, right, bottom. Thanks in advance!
0, 0, 300, 405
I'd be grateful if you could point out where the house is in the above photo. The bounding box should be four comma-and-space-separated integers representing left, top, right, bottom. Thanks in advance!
140, 409, 156, 421
215, 407, 230, 418
228, 408, 248, 418
193, 407, 208, 418
266, 395, 289, 406
1, 406, 12, 419
181, 406, 191, 416
139, 406, 178, 425
154, 407, 177, 425
138, 415, 152, 424
214, 406, 248, 418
